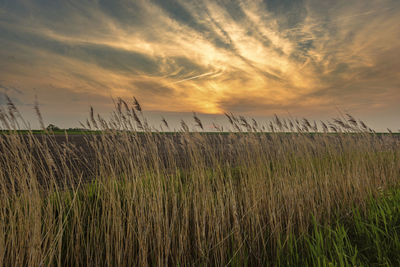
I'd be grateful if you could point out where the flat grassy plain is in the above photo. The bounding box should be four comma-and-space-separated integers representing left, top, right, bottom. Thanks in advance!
0, 99, 399, 266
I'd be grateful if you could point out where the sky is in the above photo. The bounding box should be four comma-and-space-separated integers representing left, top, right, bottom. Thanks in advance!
0, 0, 399, 131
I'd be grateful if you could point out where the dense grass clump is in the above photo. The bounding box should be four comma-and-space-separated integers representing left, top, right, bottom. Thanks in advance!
0, 98, 399, 266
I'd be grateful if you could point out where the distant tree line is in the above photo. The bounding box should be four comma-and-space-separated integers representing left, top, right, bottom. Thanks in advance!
46, 124, 87, 131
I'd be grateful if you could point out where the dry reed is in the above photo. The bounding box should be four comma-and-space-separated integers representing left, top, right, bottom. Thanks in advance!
0, 97, 399, 266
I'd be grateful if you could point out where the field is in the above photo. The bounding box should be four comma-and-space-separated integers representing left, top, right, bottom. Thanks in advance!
0, 99, 400, 266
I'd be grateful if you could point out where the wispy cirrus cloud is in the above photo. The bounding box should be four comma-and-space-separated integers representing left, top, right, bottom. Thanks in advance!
0, 0, 399, 128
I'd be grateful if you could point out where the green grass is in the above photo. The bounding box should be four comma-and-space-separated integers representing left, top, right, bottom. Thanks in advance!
34, 178, 400, 266
291, 188, 400, 266
0, 129, 99, 135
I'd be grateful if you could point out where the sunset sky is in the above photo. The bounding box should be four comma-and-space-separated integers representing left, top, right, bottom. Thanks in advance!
0, 0, 399, 130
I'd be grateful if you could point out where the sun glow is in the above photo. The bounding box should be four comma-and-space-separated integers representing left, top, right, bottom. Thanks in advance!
0, 0, 399, 126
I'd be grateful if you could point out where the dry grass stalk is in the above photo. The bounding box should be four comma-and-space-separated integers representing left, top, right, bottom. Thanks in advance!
0, 98, 399, 266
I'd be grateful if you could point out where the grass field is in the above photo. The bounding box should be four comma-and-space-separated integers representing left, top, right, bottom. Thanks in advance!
0, 98, 399, 266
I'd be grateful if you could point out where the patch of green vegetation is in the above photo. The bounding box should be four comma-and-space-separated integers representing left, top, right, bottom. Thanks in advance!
0, 129, 100, 135
46, 177, 400, 266
273, 188, 400, 266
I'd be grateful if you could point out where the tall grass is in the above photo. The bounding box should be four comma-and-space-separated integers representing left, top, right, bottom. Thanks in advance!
0, 97, 399, 266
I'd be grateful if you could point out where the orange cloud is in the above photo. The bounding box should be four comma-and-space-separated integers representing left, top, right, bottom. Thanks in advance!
0, 0, 399, 129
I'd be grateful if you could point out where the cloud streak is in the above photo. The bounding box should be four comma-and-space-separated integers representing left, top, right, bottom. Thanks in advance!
0, 0, 399, 128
